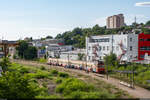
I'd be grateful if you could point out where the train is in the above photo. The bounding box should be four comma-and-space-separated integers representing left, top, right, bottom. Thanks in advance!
47, 58, 105, 73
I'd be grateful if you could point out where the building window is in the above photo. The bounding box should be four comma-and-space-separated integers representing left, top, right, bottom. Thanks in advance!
140, 38, 144, 41
140, 46, 150, 51
130, 38, 132, 42
146, 39, 150, 41
89, 46, 91, 50
99, 46, 101, 51
140, 55, 145, 58
130, 55, 132, 59
100, 56, 101, 60
103, 46, 105, 51
116, 46, 119, 51
130, 46, 132, 51
107, 46, 109, 51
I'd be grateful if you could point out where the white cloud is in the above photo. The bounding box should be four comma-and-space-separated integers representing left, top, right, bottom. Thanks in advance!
135, 2, 150, 7
92, 17, 106, 26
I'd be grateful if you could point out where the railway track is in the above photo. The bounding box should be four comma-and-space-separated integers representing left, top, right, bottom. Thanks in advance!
12, 59, 150, 98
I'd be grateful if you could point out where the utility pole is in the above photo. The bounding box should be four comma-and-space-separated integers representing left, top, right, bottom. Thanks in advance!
68, 53, 69, 66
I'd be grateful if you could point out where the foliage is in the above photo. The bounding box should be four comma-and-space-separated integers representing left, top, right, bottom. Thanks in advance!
36, 58, 47, 63
142, 28, 150, 34
0, 57, 11, 72
16, 40, 29, 59
55, 25, 128, 48
46, 35, 53, 39
0, 71, 39, 98
55, 78, 62, 84
16, 40, 37, 60
145, 20, 150, 26
40, 66, 46, 70
78, 53, 85, 60
104, 52, 119, 67
58, 72, 69, 78
55, 78, 94, 95
50, 69, 58, 75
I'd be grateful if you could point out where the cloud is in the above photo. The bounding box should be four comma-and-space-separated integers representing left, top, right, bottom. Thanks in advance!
135, 2, 150, 7
92, 17, 106, 26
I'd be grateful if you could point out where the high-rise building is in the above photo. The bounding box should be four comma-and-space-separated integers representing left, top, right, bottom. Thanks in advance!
106, 14, 125, 29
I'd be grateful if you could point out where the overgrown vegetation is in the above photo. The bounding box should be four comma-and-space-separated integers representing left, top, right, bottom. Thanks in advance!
16, 40, 37, 60
104, 53, 150, 90
0, 58, 130, 99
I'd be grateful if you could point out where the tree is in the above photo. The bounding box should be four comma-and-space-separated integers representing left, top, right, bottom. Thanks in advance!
16, 41, 29, 59
24, 46, 37, 60
142, 28, 150, 34
104, 52, 118, 67
145, 20, 150, 26
78, 53, 85, 61
16, 41, 37, 60
0, 71, 39, 98
46, 36, 53, 39
0, 57, 11, 72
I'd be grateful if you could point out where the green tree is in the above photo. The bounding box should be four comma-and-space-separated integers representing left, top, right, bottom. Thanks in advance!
46, 35, 53, 39
78, 53, 85, 60
0, 71, 39, 98
16, 40, 28, 59
145, 20, 150, 26
104, 52, 118, 67
0, 57, 11, 72
24, 46, 37, 60
142, 28, 150, 34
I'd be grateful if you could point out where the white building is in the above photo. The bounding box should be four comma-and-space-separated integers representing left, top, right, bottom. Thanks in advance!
60, 49, 86, 61
86, 33, 138, 62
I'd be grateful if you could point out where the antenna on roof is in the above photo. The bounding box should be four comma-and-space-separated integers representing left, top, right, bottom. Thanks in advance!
135, 16, 137, 29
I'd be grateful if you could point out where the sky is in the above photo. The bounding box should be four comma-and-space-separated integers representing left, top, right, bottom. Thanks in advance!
0, 0, 150, 40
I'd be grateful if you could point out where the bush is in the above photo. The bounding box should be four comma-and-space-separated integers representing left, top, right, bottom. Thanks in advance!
40, 66, 46, 70
55, 78, 94, 96
50, 70, 58, 75
0, 71, 39, 98
56, 78, 62, 84
58, 72, 69, 78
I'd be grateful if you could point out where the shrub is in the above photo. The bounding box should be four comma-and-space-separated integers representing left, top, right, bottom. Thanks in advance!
58, 72, 69, 78
40, 66, 46, 70
55, 78, 94, 96
50, 70, 58, 75
0, 71, 39, 98
56, 78, 62, 84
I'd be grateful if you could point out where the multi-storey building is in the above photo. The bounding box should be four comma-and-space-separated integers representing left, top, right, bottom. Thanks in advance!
86, 33, 139, 62
107, 14, 125, 29
86, 33, 150, 62
138, 33, 150, 60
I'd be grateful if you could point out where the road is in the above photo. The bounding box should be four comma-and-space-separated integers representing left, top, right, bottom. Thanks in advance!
13, 60, 150, 98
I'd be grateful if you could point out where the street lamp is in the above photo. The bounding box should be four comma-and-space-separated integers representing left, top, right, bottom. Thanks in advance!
104, 53, 108, 80
45, 46, 48, 58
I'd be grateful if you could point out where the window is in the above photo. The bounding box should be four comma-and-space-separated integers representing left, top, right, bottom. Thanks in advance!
130, 46, 132, 51
99, 46, 101, 51
146, 39, 150, 41
89, 46, 91, 50
140, 55, 145, 58
107, 46, 109, 51
116, 46, 119, 51
130, 38, 132, 42
140, 39, 144, 41
92, 38, 110, 43
103, 46, 105, 51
